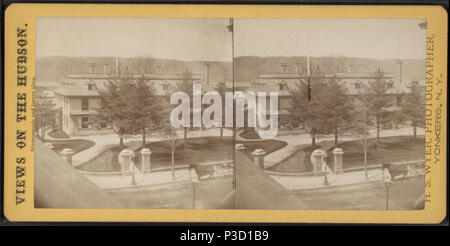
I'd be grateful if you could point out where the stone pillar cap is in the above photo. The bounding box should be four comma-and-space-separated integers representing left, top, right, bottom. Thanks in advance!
252, 149, 266, 155
60, 148, 74, 155
312, 149, 323, 155
45, 142, 54, 148
140, 148, 151, 154
333, 148, 344, 153
235, 143, 246, 150
119, 149, 133, 156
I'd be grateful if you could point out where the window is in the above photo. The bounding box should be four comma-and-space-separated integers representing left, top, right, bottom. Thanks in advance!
279, 81, 288, 90
162, 82, 169, 90
396, 95, 402, 106
387, 81, 394, 89
354, 82, 361, 89
81, 98, 89, 111
88, 82, 95, 91
100, 122, 108, 128
81, 117, 89, 129
412, 81, 419, 87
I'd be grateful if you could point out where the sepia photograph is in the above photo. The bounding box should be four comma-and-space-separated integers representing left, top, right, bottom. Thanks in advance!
34, 17, 426, 210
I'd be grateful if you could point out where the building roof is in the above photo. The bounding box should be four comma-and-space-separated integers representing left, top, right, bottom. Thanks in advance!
235, 151, 309, 209
253, 72, 411, 96
34, 138, 123, 208
55, 85, 101, 97
55, 73, 186, 97
67, 73, 201, 81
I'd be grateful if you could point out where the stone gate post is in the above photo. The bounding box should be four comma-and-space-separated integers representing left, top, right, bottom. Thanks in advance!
333, 148, 344, 174
119, 149, 132, 176
45, 142, 54, 150
140, 148, 152, 173
60, 148, 75, 165
311, 149, 323, 175
252, 149, 266, 169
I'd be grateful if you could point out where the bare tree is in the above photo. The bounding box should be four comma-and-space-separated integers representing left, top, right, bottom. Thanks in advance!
158, 100, 179, 180
35, 87, 55, 140
350, 90, 372, 180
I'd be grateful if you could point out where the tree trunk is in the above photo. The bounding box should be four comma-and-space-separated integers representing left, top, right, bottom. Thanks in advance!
413, 122, 417, 139
142, 128, 146, 146
41, 123, 46, 141
119, 134, 124, 146
376, 115, 380, 144
334, 127, 338, 147
184, 127, 188, 150
364, 139, 368, 180
220, 127, 224, 138
171, 150, 175, 180
311, 128, 316, 146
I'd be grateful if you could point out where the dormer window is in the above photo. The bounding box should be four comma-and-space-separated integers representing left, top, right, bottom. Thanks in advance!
279, 81, 288, 90
354, 81, 361, 89
162, 82, 169, 91
87, 82, 96, 91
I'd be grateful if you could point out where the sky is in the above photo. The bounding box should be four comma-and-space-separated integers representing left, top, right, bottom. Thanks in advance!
36, 17, 233, 61
37, 17, 426, 61
234, 18, 426, 60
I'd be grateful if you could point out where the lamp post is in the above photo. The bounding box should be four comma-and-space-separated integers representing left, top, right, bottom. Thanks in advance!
323, 170, 330, 186
131, 165, 137, 186
192, 178, 199, 209
384, 178, 392, 210
227, 18, 237, 192
190, 165, 199, 209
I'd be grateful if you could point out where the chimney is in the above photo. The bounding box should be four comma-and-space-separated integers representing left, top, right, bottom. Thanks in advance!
394, 60, 403, 84
201, 63, 210, 86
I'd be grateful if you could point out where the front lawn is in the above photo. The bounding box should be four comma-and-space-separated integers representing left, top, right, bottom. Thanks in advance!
239, 128, 261, 139
76, 145, 127, 172
46, 139, 95, 155
236, 139, 287, 160
267, 145, 318, 173
267, 136, 424, 173
327, 136, 425, 170
134, 137, 235, 170
48, 129, 70, 139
